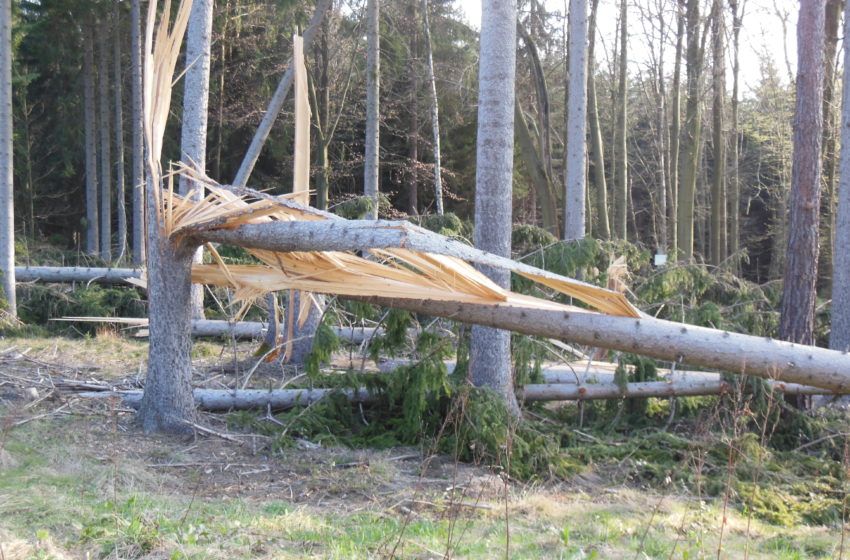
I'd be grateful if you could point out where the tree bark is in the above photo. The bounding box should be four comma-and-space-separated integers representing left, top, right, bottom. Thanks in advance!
669, 4, 684, 257
0, 0, 13, 317
471, 0, 518, 415
97, 22, 112, 262
564, 0, 587, 241
87, 379, 837, 412
728, 0, 743, 269
130, 0, 145, 265
232, 0, 333, 187
180, 0, 214, 320
780, 0, 826, 410
364, 0, 381, 219
83, 19, 99, 256
710, 0, 727, 266
15, 266, 141, 283
613, 0, 628, 240
422, 0, 443, 215
587, 0, 609, 239
407, 3, 419, 216
113, 1, 127, 262
677, 0, 703, 260
515, 104, 558, 234
830, 0, 850, 352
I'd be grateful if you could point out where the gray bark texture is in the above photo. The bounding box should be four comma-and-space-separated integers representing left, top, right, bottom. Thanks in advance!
97, 23, 112, 262
364, 0, 381, 219
136, 183, 198, 434
83, 20, 99, 255
87, 379, 835, 412
780, 0, 825, 347
831, 0, 850, 352
564, 0, 588, 240
131, 0, 145, 265
113, 1, 127, 262
350, 295, 850, 392
232, 0, 333, 187
15, 266, 141, 283
180, 0, 214, 319
0, 0, 13, 316
471, 0, 518, 414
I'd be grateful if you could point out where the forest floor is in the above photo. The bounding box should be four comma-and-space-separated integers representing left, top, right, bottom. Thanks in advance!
0, 332, 844, 559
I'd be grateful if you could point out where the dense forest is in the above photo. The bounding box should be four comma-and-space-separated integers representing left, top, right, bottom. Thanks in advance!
3, 0, 811, 280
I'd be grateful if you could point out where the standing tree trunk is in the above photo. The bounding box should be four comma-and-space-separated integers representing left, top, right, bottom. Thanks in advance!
613, 0, 628, 240
113, 1, 127, 262
179, 0, 214, 320
97, 23, 112, 262
780, 0, 826, 410
653, 0, 668, 255
422, 0, 443, 215
471, 0, 519, 415
407, 2, 419, 216
564, 0, 587, 241
820, 0, 842, 292
0, 0, 14, 317
669, 4, 684, 257
677, 0, 703, 260
709, 0, 727, 266
587, 0, 609, 239
728, 0, 744, 268
831, 0, 850, 352
364, 0, 380, 219
83, 19, 99, 256
130, 0, 145, 265
137, 0, 197, 434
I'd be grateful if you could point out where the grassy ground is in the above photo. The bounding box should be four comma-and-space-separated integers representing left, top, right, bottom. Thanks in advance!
0, 334, 846, 559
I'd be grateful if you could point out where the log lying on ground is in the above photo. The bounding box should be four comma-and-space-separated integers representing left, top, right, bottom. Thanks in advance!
349, 296, 850, 393
79, 378, 834, 411
16, 266, 142, 284
56, 316, 400, 343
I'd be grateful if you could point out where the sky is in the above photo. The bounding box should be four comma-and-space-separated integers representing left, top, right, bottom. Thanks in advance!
453, 0, 799, 93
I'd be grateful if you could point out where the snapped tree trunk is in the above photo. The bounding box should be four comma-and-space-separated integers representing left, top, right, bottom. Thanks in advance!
0, 0, 13, 317
83, 19, 99, 256
831, 0, 850, 352
564, 0, 588, 241
179, 0, 214, 320
232, 0, 333, 187
364, 0, 381, 219
471, 0, 519, 415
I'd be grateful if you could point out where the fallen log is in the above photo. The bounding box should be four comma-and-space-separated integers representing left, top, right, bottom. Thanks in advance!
15, 266, 142, 284
349, 296, 850, 393
55, 316, 395, 343
78, 378, 834, 411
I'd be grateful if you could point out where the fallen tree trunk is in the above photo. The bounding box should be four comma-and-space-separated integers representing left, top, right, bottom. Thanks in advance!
80, 379, 833, 411
350, 296, 850, 393
16, 266, 141, 283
